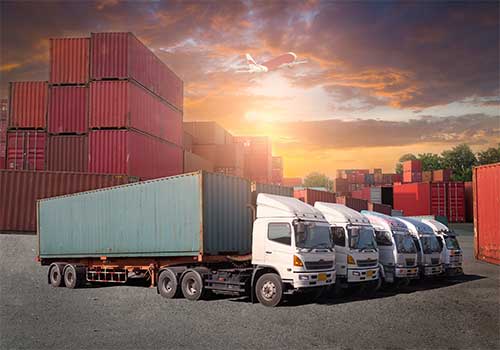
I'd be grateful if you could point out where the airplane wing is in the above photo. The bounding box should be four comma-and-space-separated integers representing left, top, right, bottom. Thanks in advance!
246, 53, 257, 65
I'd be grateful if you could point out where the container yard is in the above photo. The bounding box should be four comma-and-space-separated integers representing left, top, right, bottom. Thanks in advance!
0, 7, 499, 348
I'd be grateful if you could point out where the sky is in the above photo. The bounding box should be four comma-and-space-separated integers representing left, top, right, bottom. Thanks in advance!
1, 0, 499, 177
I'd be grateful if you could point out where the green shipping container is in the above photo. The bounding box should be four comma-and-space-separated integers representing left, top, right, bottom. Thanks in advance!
38, 172, 252, 258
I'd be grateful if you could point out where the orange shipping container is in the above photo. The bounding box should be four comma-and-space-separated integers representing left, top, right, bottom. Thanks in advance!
8, 82, 48, 129
473, 163, 500, 265
50, 37, 89, 84
294, 188, 336, 206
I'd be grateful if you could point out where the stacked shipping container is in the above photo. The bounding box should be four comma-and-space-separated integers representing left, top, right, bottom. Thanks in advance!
235, 136, 272, 183
271, 156, 284, 185
293, 188, 336, 206
0, 99, 7, 169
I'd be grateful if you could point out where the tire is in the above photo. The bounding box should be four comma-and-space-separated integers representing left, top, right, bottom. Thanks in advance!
64, 264, 83, 289
255, 273, 283, 307
48, 263, 64, 287
181, 270, 205, 301
158, 269, 179, 299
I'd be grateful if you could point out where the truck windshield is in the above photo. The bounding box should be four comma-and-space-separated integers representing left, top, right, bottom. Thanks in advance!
420, 235, 442, 254
445, 236, 461, 250
393, 233, 417, 254
295, 222, 333, 250
348, 226, 377, 251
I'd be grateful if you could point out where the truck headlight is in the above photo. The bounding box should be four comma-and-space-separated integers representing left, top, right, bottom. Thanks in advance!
396, 263, 405, 268
347, 255, 355, 265
294, 255, 304, 267
299, 275, 309, 280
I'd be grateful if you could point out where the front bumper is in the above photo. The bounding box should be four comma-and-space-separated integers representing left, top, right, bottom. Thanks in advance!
423, 264, 443, 276
347, 267, 379, 283
395, 266, 419, 279
444, 263, 463, 276
293, 270, 335, 288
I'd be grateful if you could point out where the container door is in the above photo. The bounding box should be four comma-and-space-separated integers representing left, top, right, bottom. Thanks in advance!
7, 131, 25, 170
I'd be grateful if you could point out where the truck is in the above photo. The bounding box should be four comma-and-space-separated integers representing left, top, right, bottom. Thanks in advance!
394, 217, 443, 278
314, 203, 379, 293
419, 218, 463, 276
361, 211, 419, 287
38, 172, 335, 307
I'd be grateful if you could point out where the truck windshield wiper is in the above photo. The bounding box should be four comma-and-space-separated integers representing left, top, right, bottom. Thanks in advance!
306, 243, 331, 252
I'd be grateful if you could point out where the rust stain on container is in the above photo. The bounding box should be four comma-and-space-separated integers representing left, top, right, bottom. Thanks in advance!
473, 163, 500, 265
90, 32, 183, 111
48, 86, 88, 134
50, 37, 90, 84
0, 170, 133, 232
9, 82, 48, 129
88, 129, 183, 180
47, 135, 88, 172
89, 80, 182, 145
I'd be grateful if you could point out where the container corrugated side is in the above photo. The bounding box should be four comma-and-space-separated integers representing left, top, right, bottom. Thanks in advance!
252, 182, 293, 204
430, 183, 447, 218
393, 183, 431, 216
89, 80, 182, 146
90, 32, 183, 111
88, 130, 183, 180
192, 143, 244, 169
50, 37, 90, 84
183, 121, 226, 145
464, 181, 473, 222
294, 188, 336, 206
48, 86, 88, 134
0, 170, 133, 232
6, 131, 46, 170
447, 182, 465, 223
183, 151, 213, 172
47, 135, 87, 172
335, 196, 368, 212
38, 172, 251, 257
473, 163, 500, 265
8, 82, 47, 129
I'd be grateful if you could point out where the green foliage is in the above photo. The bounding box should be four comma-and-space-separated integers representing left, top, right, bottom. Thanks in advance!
477, 144, 500, 165
303, 172, 333, 191
441, 144, 477, 181
395, 153, 417, 174
418, 153, 443, 171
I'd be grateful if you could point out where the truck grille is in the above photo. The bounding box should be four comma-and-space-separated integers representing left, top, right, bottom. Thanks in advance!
356, 259, 378, 267
431, 258, 440, 265
406, 259, 415, 266
304, 260, 334, 270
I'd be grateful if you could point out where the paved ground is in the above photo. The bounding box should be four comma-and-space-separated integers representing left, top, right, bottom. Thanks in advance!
0, 225, 499, 350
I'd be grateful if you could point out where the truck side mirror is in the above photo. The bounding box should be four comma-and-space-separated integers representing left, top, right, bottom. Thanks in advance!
296, 222, 305, 234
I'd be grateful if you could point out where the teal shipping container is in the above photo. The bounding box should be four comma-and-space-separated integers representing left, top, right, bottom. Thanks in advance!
251, 182, 293, 204
38, 172, 252, 259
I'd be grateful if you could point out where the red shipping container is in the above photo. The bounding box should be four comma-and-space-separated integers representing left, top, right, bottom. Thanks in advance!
294, 188, 336, 206
88, 130, 183, 180
355, 173, 365, 184
473, 163, 500, 265
335, 196, 368, 212
47, 135, 87, 172
368, 202, 392, 215
393, 183, 431, 216
89, 81, 182, 146
48, 86, 88, 134
447, 182, 465, 223
8, 82, 48, 129
334, 178, 349, 193
433, 169, 452, 182
0, 119, 6, 170
403, 171, 422, 183
392, 173, 402, 183
0, 170, 134, 232
0, 98, 7, 120
90, 32, 183, 111
430, 182, 447, 217
272, 168, 283, 185
464, 181, 473, 223
6, 131, 46, 170
351, 187, 371, 201
50, 37, 90, 84
403, 160, 422, 172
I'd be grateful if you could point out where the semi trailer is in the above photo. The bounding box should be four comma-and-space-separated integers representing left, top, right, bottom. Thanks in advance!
37, 172, 335, 307
394, 217, 443, 278
361, 211, 419, 286
314, 203, 379, 292
420, 218, 463, 276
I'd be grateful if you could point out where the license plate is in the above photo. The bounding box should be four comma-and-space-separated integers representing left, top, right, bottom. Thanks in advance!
318, 273, 327, 281
367, 270, 374, 277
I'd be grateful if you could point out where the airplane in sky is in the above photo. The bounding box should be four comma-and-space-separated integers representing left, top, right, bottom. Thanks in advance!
236, 52, 307, 73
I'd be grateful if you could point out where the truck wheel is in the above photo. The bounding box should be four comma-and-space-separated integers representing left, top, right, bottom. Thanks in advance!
63, 264, 83, 289
158, 269, 179, 299
255, 273, 283, 307
181, 270, 205, 301
48, 263, 64, 287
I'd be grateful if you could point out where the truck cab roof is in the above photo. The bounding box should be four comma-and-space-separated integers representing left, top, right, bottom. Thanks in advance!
420, 218, 452, 234
315, 202, 370, 225
395, 217, 435, 236
256, 193, 325, 220
361, 211, 409, 233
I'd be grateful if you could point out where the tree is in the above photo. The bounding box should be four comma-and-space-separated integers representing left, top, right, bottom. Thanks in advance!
418, 153, 443, 171
303, 172, 333, 191
477, 144, 500, 165
441, 143, 477, 181
395, 153, 417, 174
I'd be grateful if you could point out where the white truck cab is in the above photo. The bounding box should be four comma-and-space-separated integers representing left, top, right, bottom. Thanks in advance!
361, 211, 419, 285
395, 217, 443, 278
421, 219, 463, 276
314, 203, 379, 289
251, 194, 335, 304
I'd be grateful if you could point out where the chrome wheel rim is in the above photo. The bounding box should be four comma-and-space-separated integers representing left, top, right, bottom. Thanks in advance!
261, 281, 276, 300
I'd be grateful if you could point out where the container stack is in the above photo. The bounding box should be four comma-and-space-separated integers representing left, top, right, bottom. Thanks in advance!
403, 160, 422, 183
184, 121, 243, 176
271, 156, 284, 185
0, 99, 7, 169
293, 188, 336, 205
235, 136, 272, 183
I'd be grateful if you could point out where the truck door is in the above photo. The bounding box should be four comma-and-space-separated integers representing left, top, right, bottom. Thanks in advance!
331, 226, 347, 278
265, 222, 294, 278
